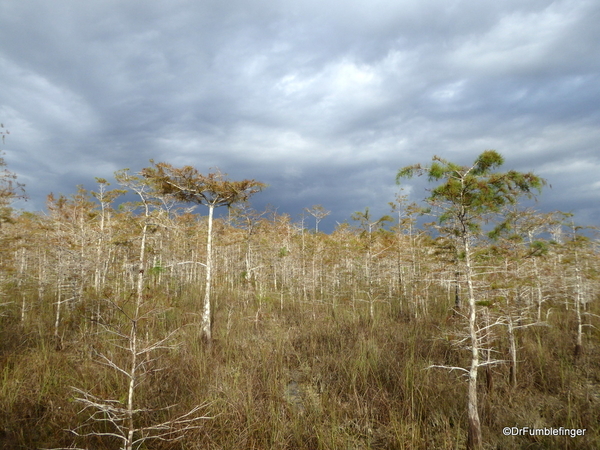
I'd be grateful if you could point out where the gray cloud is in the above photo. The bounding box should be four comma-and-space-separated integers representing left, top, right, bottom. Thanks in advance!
1, 0, 599, 230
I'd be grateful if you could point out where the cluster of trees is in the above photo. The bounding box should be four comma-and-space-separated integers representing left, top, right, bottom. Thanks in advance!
0, 151, 598, 449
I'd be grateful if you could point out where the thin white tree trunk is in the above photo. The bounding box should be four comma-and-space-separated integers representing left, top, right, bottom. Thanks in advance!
54, 252, 64, 346
54, 280, 62, 341
574, 247, 583, 357
125, 201, 148, 449
507, 312, 517, 388
201, 204, 214, 342
464, 236, 482, 450
18, 248, 27, 323
126, 319, 138, 450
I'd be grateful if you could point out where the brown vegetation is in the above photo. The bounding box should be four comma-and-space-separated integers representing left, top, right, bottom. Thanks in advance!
0, 158, 599, 449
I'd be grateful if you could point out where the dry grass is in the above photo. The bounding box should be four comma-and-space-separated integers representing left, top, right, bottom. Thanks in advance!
1, 286, 599, 450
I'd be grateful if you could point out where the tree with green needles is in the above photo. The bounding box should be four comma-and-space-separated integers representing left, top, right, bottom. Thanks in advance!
397, 150, 545, 450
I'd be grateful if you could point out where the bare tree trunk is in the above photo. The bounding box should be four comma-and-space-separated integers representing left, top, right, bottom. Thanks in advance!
94, 195, 107, 292
574, 248, 583, 358
126, 319, 138, 450
37, 247, 46, 303
17, 247, 27, 323
483, 307, 493, 393
201, 204, 214, 343
54, 276, 63, 346
464, 237, 482, 450
54, 251, 65, 350
70, 176, 211, 447
454, 270, 461, 310
121, 198, 149, 450
507, 312, 517, 388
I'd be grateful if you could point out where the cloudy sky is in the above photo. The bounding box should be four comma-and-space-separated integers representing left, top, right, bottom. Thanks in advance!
1, 0, 599, 231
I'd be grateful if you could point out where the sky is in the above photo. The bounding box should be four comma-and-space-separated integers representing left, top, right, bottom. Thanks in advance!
1, 0, 599, 232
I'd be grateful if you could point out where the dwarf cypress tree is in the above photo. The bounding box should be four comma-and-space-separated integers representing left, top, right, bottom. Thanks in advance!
397, 150, 545, 450
142, 163, 265, 343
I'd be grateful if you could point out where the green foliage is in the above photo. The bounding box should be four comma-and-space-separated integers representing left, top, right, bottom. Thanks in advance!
1, 155, 599, 449
475, 300, 493, 308
397, 150, 546, 238
529, 240, 549, 256
149, 262, 165, 276
351, 207, 393, 234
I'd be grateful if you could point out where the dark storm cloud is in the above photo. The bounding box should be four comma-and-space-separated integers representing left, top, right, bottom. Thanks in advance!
1, 0, 599, 229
